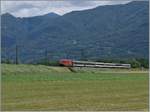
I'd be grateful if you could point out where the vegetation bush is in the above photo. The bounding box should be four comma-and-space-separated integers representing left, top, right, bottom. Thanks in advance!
96, 58, 149, 68
35, 59, 60, 66
2, 58, 149, 68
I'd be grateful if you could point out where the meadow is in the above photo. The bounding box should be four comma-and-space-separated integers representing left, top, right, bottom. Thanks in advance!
1, 64, 149, 111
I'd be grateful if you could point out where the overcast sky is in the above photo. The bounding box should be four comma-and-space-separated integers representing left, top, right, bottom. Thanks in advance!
1, 1, 132, 17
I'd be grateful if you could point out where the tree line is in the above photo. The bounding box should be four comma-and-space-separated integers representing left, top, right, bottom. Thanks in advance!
95, 58, 149, 68
2, 57, 149, 68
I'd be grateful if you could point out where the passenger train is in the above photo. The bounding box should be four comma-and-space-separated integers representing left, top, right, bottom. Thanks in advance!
59, 59, 131, 68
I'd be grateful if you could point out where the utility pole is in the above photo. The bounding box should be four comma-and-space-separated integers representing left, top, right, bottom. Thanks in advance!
2, 47, 6, 63
45, 48, 48, 64
80, 48, 86, 61
15, 45, 19, 64
66, 50, 69, 59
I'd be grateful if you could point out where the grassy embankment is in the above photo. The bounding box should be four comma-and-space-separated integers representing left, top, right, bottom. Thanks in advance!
1, 64, 149, 111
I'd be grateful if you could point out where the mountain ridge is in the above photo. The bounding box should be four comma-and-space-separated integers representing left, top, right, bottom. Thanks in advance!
1, 1, 149, 63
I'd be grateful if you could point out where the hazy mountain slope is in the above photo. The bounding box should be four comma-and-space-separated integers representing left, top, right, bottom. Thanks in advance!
1, 1, 149, 63
1, 13, 60, 47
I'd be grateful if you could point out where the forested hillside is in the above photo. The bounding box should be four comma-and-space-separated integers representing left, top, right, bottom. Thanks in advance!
1, 1, 149, 63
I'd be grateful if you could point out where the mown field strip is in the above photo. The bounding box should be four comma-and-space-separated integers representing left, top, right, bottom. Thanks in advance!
1, 64, 149, 111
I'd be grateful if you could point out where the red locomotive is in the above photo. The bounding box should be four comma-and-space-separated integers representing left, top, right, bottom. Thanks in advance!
59, 59, 131, 68
59, 59, 73, 67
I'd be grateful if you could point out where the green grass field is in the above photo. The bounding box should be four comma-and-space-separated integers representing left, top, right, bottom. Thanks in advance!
1, 64, 149, 111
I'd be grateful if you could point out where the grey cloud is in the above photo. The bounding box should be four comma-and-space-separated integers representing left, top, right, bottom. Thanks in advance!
69, 0, 131, 6
8, 4, 34, 13
68, 1, 97, 7
107, 1, 132, 5
1, 1, 132, 17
